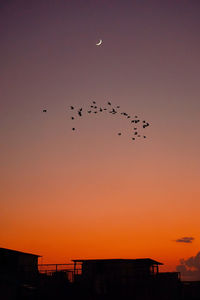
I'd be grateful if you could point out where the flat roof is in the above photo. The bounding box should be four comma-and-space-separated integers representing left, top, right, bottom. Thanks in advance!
72, 258, 163, 265
0, 247, 41, 257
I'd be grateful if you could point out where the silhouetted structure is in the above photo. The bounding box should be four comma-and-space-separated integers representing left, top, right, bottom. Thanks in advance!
0, 247, 40, 299
72, 258, 181, 300
0, 247, 40, 279
1, 247, 198, 300
181, 281, 200, 300
0, 248, 71, 299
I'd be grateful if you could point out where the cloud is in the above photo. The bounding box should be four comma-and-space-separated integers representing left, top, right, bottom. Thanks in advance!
175, 237, 194, 243
176, 251, 200, 280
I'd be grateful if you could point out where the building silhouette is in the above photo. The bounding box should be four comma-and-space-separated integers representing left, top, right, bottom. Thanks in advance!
0, 247, 199, 300
0, 247, 40, 299
72, 258, 180, 300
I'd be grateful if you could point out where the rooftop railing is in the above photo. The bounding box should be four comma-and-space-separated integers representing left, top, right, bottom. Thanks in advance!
38, 263, 82, 281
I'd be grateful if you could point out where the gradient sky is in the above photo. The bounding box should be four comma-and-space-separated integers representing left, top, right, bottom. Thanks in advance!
1, 0, 200, 277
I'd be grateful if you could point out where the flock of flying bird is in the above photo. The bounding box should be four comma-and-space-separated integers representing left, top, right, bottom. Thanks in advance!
41, 41, 150, 141
43, 101, 150, 141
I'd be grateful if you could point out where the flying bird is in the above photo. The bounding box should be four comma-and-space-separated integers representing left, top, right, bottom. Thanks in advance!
68, 100, 150, 141
42, 109, 47, 112
109, 109, 117, 114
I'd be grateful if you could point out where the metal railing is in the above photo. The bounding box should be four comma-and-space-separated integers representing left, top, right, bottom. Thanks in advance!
38, 263, 82, 281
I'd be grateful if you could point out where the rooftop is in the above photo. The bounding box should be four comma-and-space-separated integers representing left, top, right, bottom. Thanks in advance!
72, 258, 163, 265
0, 247, 41, 257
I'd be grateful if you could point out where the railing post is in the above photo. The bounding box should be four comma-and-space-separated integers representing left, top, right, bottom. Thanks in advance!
73, 262, 76, 282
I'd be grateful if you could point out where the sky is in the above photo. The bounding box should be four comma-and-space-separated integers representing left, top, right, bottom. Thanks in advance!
1, 0, 200, 279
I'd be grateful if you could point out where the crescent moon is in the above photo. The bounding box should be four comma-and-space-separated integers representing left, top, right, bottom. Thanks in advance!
96, 39, 102, 46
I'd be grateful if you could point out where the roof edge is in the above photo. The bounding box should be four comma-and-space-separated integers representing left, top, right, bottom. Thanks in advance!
72, 258, 163, 265
0, 247, 41, 257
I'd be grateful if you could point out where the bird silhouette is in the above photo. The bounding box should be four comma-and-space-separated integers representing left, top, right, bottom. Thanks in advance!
109, 109, 117, 114
67, 101, 150, 141
143, 122, 149, 128
42, 109, 47, 112
112, 108, 117, 114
